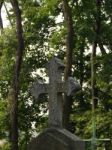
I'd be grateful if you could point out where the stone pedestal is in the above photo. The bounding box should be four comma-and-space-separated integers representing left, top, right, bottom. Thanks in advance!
28, 128, 85, 150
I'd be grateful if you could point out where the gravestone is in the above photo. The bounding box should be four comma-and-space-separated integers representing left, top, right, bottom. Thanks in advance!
28, 57, 85, 150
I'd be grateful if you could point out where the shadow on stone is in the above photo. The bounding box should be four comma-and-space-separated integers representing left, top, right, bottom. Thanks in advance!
28, 128, 85, 150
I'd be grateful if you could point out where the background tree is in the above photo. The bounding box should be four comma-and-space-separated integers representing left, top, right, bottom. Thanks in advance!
10, 0, 24, 149
62, 0, 74, 130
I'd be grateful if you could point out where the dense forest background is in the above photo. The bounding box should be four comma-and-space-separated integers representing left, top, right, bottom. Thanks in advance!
0, 0, 112, 150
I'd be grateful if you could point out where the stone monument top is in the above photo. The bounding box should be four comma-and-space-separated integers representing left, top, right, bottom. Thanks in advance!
28, 57, 85, 150
30, 57, 81, 128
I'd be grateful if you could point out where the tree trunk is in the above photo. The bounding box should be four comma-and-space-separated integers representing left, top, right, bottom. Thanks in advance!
62, 0, 74, 130
79, 40, 85, 110
91, 0, 102, 149
91, 0, 102, 110
10, 0, 24, 150
0, 1, 3, 31
99, 42, 107, 55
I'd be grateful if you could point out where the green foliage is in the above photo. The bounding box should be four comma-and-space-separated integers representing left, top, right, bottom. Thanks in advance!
0, 28, 16, 81
0, 100, 8, 139
0, 0, 112, 149
0, 142, 11, 150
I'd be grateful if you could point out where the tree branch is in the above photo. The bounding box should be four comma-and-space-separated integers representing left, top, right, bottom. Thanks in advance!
4, 2, 13, 27
0, 1, 4, 30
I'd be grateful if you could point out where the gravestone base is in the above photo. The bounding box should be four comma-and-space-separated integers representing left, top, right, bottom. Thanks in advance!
28, 128, 85, 150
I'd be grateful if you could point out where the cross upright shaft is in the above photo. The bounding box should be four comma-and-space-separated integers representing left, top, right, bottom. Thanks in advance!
47, 58, 64, 127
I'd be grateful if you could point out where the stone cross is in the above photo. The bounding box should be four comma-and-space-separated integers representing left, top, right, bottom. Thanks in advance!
30, 57, 81, 128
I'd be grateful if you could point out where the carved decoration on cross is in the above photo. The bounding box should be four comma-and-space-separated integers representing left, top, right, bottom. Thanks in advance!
30, 57, 81, 128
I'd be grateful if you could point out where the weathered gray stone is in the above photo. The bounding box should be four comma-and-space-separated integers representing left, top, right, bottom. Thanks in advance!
28, 128, 85, 150
28, 57, 85, 150
30, 57, 81, 128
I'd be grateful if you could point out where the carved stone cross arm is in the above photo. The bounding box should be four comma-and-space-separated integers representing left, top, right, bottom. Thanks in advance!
57, 77, 81, 96
30, 81, 49, 99
31, 77, 81, 99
